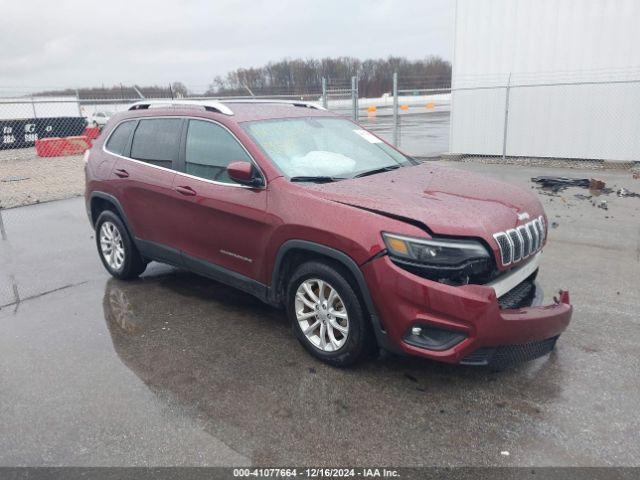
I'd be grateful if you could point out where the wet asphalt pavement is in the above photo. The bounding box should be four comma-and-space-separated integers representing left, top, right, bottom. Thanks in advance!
0, 162, 639, 467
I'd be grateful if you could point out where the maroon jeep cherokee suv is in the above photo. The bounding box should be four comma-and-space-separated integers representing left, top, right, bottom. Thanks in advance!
85, 100, 572, 367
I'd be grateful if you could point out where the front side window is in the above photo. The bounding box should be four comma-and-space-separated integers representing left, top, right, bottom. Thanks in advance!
185, 119, 252, 184
105, 120, 135, 156
243, 117, 412, 179
130, 118, 182, 168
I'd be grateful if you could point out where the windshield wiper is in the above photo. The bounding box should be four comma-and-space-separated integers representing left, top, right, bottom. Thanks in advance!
290, 176, 346, 183
353, 165, 401, 178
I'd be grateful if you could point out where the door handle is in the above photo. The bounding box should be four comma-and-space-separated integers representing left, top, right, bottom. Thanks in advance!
175, 185, 196, 196
114, 168, 129, 178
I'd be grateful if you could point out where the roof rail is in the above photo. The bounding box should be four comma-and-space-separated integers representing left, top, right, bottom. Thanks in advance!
127, 98, 326, 116
221, 99, 326, 111
128, 100, 234, 116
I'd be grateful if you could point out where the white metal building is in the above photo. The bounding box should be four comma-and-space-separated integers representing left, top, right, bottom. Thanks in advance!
449, 0, 640, 161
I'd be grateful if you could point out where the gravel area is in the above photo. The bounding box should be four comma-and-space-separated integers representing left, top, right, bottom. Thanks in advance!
0, 148, 85, 209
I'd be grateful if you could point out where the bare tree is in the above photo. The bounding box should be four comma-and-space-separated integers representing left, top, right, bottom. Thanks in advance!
208, 56, 451, 98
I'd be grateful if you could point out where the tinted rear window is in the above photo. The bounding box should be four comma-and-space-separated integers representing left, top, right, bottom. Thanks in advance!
105, 121, 135, 156
130, 118, 182, 168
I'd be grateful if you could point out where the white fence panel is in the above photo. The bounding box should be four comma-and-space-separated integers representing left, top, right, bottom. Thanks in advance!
449, 88, 506, 156
506, 82, 640, 161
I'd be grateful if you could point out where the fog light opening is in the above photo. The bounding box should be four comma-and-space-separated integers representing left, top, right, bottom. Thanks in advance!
404, 325, 466, 351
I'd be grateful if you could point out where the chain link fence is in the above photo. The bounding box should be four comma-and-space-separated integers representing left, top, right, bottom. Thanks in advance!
4, 71, 640, 161
318, 74, 451, 159
2, 72, 640, 210
449, 69, 640, 170
0, 85, 330, 210
8, 75, 596, 165
321, 78, 357, 118
0, 77, 449, 166
0, 84, 326, 152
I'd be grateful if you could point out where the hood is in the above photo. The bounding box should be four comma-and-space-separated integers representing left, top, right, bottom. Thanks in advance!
307, 163, 544, 241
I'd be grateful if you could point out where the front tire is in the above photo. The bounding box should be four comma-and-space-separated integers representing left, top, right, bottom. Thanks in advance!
95, 210, 146, 280
286, 261, 375, 367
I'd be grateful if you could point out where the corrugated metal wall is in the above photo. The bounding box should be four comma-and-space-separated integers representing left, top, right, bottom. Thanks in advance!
449, 0, 640, 161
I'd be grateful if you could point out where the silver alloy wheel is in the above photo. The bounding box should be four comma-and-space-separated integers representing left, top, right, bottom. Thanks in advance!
99, 221, 125, 271
295, 278, 349, 352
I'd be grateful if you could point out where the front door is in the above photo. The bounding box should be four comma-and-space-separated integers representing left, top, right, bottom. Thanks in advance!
170, 119, 271, 283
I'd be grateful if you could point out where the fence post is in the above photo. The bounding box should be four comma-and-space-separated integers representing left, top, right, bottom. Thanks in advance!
351, 76, 358, 121
502, 73, 511, 161
75, 88, 82, 116
321, 78, 328, 109
30, 96, 37, 118
392, 72, 399, 146
0, 209, 7, 241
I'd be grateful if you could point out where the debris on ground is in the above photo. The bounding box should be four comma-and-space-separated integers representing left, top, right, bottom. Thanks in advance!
574, 193, 592, 200
633, 173, 640, 180
530, 176, 640, 210
1, 176, 30, 183
551, 221, 560, 229
617, 187, 640, 198
531, 176, 612, 194
538, 190, 559, 197
531, 176, 590, 192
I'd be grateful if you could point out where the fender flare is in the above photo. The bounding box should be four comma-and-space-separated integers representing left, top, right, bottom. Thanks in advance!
269, 239, 393, 351
89, 192, 136, 238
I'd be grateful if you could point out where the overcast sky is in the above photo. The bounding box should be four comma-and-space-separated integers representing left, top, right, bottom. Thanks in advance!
0, 0, 453, 92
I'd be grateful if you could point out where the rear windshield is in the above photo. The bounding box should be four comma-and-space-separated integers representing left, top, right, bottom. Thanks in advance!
242, 117, 411, 178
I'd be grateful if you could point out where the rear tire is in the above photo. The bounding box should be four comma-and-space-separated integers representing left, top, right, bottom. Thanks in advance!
95, 210, 146, 280
286, 261, 375, 367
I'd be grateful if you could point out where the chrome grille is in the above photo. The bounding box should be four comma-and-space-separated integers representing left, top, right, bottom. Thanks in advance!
493, 216, 546, 266
494, 233, 512, 265
537, 217, 546, 245
517, 226, 531, 257
507, 229, 522, 262
527, 222, 539, 251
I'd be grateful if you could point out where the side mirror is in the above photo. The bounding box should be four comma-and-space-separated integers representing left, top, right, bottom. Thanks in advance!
227, 161, 264, 187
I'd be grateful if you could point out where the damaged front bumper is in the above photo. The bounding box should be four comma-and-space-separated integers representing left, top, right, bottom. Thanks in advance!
361, 254, 572, 366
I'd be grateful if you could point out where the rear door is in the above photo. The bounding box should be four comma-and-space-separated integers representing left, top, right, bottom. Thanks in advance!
170, 118, 271, 282
109, 117, 186, 263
